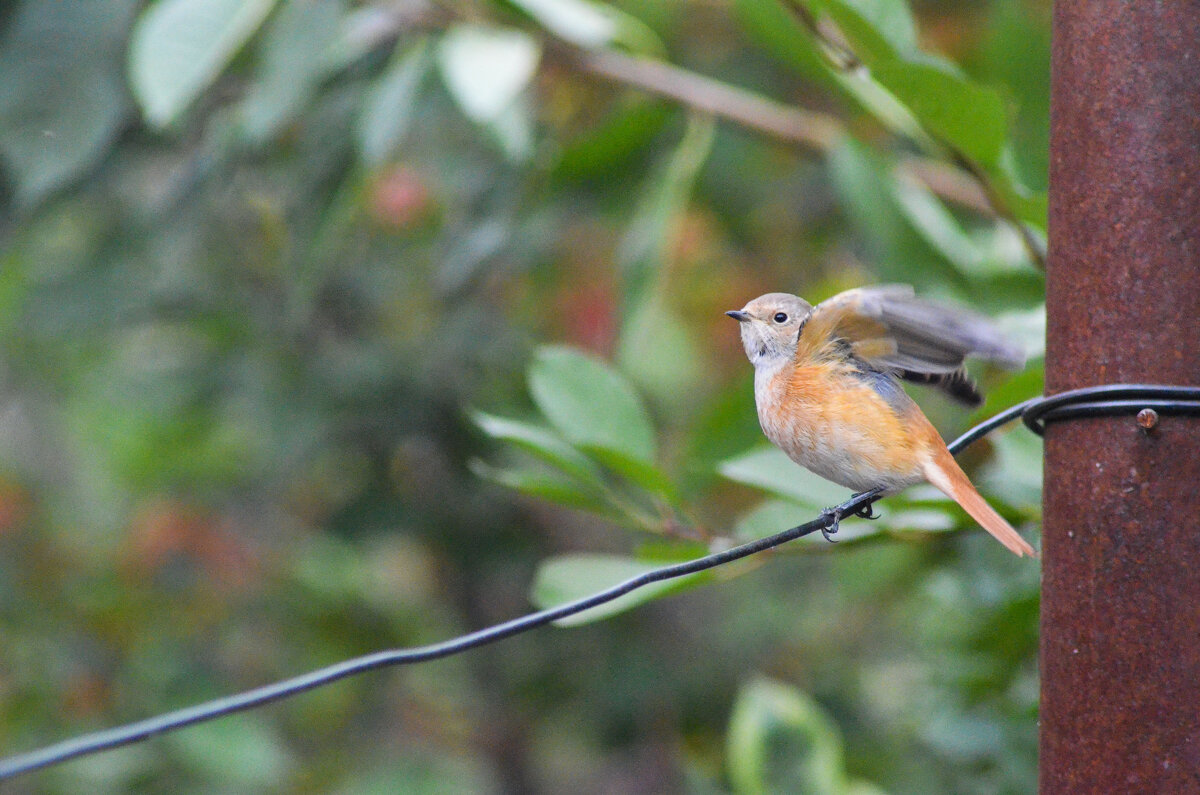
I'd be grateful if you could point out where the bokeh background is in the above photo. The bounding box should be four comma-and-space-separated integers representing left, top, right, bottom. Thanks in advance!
0, 0, 1049, 791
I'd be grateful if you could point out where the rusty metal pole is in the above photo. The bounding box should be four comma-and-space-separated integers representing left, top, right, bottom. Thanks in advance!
1042, 4, 1200, 792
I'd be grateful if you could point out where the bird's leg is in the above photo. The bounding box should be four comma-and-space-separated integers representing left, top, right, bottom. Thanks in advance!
850, 492, 880, 520
818, 505, 842, 543
819, 488, 885, 543
816, 506, 844, 545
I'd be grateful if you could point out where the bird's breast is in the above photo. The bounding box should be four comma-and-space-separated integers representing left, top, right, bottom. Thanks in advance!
755, 362, 930, 492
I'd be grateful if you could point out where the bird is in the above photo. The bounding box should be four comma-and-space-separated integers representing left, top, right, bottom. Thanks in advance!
726, 285, 1035, 557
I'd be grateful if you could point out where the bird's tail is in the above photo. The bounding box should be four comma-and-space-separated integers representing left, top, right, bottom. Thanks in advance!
923, 448, 1036, 557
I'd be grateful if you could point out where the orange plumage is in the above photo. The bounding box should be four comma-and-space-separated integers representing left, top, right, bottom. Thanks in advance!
728, 287, 1035, 558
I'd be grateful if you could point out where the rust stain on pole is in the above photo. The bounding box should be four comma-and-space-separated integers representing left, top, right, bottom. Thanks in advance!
1043, 3, 1200, 793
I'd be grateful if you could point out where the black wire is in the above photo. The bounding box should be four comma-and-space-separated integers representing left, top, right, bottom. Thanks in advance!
2, 383, 1198, 780
1019, 384, 1200, 435
0, 488, 881, 780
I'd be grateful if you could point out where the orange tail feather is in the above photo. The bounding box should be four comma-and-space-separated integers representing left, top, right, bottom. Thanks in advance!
923, 448, 1036, 558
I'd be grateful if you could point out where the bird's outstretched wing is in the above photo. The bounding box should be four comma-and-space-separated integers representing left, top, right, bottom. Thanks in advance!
796, 285, 1024, 406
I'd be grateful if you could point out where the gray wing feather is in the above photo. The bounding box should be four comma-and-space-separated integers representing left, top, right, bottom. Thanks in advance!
851, 285, 1025, 374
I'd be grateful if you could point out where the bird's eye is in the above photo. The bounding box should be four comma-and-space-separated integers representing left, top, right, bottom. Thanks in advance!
773, 312, 788, 323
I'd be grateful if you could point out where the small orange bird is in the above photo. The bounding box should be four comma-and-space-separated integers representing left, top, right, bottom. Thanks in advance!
727, 286, 1035, 557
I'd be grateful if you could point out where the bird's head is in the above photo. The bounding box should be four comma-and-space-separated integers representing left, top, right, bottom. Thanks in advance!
726, 292, 813, 368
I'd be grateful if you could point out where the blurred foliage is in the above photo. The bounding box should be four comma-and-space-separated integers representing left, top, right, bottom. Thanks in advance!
0, 0, 1047, 791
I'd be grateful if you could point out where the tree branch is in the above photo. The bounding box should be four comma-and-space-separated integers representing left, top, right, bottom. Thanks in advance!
548, 44, 995, 217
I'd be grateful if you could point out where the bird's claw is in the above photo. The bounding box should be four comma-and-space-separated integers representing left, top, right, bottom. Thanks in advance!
819, 506, 842, 543
820, 492, 882, 543
849, 493, 880, 521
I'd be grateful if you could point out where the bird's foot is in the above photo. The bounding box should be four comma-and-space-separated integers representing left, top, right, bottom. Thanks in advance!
819, 506, 843, 543
820, 489, 885, 544
849, 492, 880, 521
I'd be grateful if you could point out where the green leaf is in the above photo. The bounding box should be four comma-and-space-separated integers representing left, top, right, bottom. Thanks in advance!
735, 498, 884, 545
509, 0, 664, 55
469, 459, 614, 515
168, 716, 292, 788
471, 411, 604, 488
993, 304, 1045, 361
679, 376, 762, 498
847, 782, 890, 795
129, 0, 278, 128
890, 176, 1011, 278
0, 0, 135, 208
617, 292, 705, 413
617, 113, 715, 308
554, 98, 672, 181
321, 6, 401, 72
977, 427, 1043, 513
436, 25, 540, 123
733, 0, 832, 84
530, 553, 707, 626
833, 68, 926, 142
808, 0, 918, 66
726, 678, 846, 795
585, 446, 676, 503
356, 39, 431, 166
436, 24, 540, 161
735, 499, 812, 541
991, 150, 1049, 229
528, 345, 657, 465
826, 137, 960, 286
719, 447, 846, 511
238, 0, 344, 143
336, 754, 496, 794
976, 356, 1043, 420
871, 61, 1009, 167
885, 507, 957, 533
826, 137, 914, 265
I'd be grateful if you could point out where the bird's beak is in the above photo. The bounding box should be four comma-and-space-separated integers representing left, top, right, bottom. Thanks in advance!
725, 310, 750, 322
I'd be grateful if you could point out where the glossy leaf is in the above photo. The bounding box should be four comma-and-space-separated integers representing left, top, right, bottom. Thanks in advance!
871, 61, 1009, 167
890, 176, 1008, 277
585, 447, 677, 503
357, 39, 431, 166
0, 0, 135, 208
733, 0, 832, 84
321, 6, 401, 72
885, 507, 957, 533
807, 0, 918, 66
827, 137, 960, 287
616, 113, 715, 308
510, 0, 664, 54
471, 411, 604, 488
436, 24, 539, 161
528, 346, 657, 465
436, 25, 540, 123
991, 151, 1049, 229
726, 678, 846, 795
238, 0, 344, 143
832, 69, 926, 143
129, 0, 277, 127
469, 460, 614, 516
994, 304, 1046, 361
719, 447, 846, 510
978, 427, 1043, 513
679, 377, 762, 498
530, 553, 707, 626
167, 715, 292, 788
735, 498, 884, 546
734, 498, 811, 541
554, 99, 672, 180
618, 292, 705, 414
